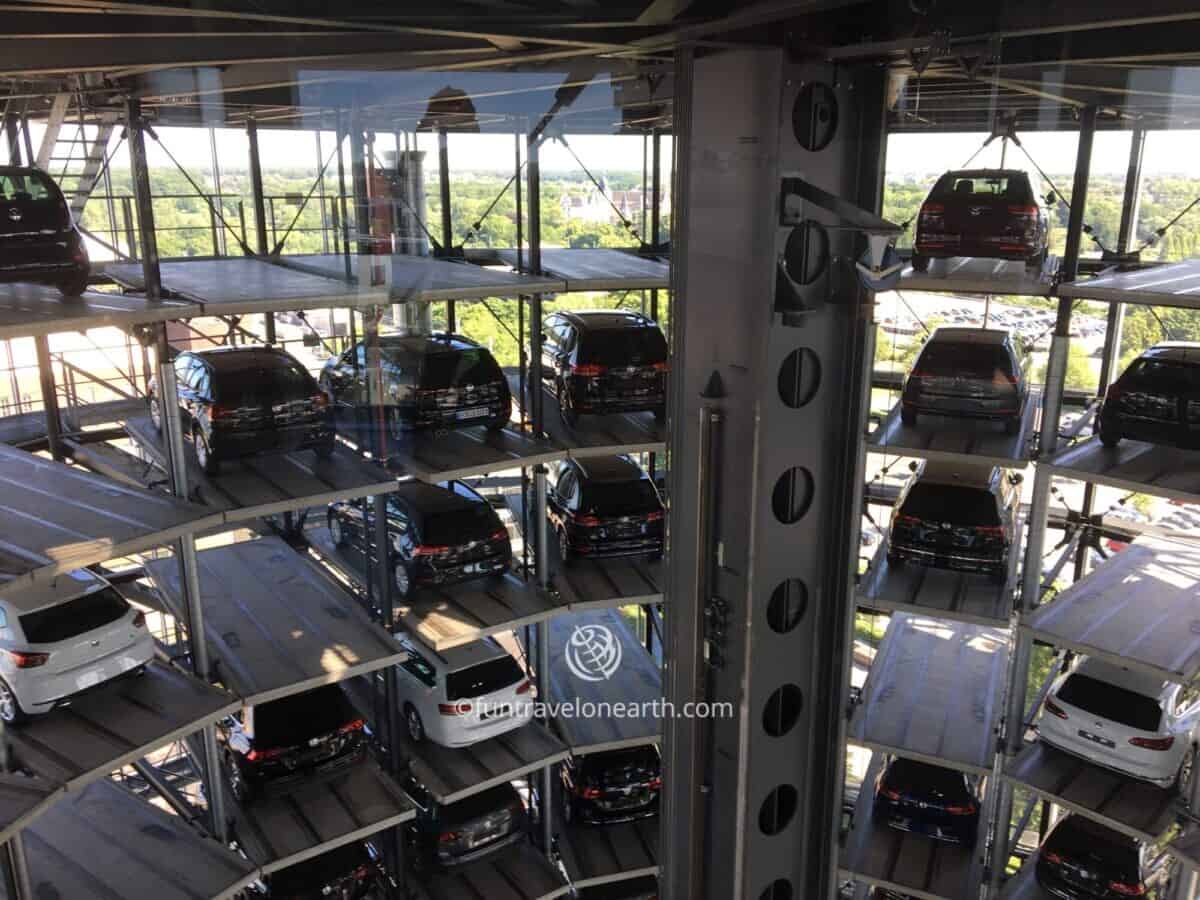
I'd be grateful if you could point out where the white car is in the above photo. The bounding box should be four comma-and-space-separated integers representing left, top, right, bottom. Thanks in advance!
0, 569, 155, 723
1037, 656, 1200, 789
394, 632, 533, 748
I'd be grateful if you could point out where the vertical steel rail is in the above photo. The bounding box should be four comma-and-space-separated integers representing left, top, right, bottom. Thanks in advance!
438, 129, 456, 332
335, 113, 352, 281
34, 335, 63, 460
527, 134, 544, 432
126, 98, 161, 302
246, 118, 275, 343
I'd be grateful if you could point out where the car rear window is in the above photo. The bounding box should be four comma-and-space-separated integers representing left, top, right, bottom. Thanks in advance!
442, 784, 521, 827
930, 173, 1033, 201
19, 587, 130, 644
253, 685, 358, 747
915, 342, 1015, 381
578, 327, 667, 366
1044, 817, 1140, 882
900, 483, 999, 526
420, 349, 502, 388
422, 504, 500, 545
1125, 358, 1200, 393
0, 171, 57, 202
882, 758, 969, 799
215, 362, 314, 405
581, 746, 660, 786
581, 479, 661, 517
446, 655, 524, 701
1056, 673, 1162, 731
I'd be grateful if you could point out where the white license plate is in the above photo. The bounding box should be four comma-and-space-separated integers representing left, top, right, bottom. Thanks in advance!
457, 407, 490, 421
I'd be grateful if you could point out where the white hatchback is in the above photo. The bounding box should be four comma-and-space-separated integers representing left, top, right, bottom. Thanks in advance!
1037, 656, 1200, 789
0, 570, 154, 724
394, 632, 533, 748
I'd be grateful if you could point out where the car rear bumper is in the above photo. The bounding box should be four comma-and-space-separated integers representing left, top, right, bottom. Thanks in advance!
434, 705, 533, 748
437, 828, 524, 868
569, 390, 665, 417
393, 401, 511, 432
1036, 729, 1177, 787
915, 238, 1041, 261
888, 542, 1005, 575
248, 744, 368, 795
1099, 412, 1200, 449
574, 797, 660, 825
16, 635, 154, 713
873, 800, 976, 844
0, 260, 87, 283
902, 396, 1020, 419
415, 553, 510, 588
569, 535, 663, 560
212, 421, 333, 458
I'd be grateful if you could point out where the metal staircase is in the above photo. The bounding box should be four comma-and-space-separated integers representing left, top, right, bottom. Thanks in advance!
36, 92, 116, 218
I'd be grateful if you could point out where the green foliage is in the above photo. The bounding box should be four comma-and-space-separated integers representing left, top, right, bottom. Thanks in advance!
1034, 341, 1097, 392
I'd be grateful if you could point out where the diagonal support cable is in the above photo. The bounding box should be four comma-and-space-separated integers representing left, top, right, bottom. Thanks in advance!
459, 161, 526, 246
270, 141, 340, 256
553, 134, 642, 244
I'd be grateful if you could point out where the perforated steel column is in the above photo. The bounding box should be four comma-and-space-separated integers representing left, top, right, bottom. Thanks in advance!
662, 49, 887, 899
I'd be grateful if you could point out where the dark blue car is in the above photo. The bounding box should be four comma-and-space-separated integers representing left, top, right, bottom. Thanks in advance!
872, 757, 979, 847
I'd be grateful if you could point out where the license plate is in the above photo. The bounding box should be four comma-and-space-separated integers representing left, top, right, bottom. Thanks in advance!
1079, 729, 1115, 748
456, 407, 490, 421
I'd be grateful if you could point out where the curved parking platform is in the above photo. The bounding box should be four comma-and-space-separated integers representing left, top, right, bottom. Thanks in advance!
490, 248, 670, 292
1058, 258, 1200, 309
557, 818, 660, 892
1042, 436, 1200, 505
897, 256, 1058, 297
0, 282, 198, 341
384, 424, 567, 483
415, 841, 571, 900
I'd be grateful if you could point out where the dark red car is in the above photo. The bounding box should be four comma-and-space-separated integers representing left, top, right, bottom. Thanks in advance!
912, 168, 1049, 272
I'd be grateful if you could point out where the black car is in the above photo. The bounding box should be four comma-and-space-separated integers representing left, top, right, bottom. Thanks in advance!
405, 781, 527, 870
0, 167, 89, 298
321, 333, 510, 436
327, 480, 511, 598
149, 346, 335, 475
1035, 814, 1152, 900
900, 327, 1028, 434
872, 757, 980, 847
887, 461, 1020, 584
561, 745, 662, 825
1097, 343, 1200, 450
577, 877, 659, 899
912, 168, 1049, 272
547, 456, 665, 565
219, 685, 367, 802
260, 841, 385, 899
541, 310, 668, 426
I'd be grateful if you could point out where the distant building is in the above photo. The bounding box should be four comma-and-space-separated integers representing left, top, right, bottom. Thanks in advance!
560, 175, 670, 225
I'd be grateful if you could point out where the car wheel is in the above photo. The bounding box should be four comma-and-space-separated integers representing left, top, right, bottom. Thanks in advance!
57, 272, 88, 299
328, 514, 346, 547
1004, 415, 1020, 436
558, 528, 574, 568
886, 552, 904, 570
1176, 745, 1196, 793
558, 381, 578, 428
1098, 421, 1121, 449
910, 253, 929, 273
194, 425, 220, 475
0, 678, 27, 725
226, 752, 253, 804
561, 787, 574, 824
653, 406, 666, 424
900, 407, 917, 427
393, 562, 412, 598
989, 565, 1007, 585
404, 704, 425, 743
149, 394, 162, 432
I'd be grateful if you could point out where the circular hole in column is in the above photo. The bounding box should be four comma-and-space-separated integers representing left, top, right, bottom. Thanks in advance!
758, 785, 798, 835
792, 82, 839, 151
767, 579, 808, 633
782, 220, 829, 286
763, 685, 804, 737
778, 348, 821, 408
760, 880, 794, 900
771, 467, 814, 524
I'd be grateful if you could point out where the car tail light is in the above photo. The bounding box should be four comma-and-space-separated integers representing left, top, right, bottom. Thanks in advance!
310, 392, 328, 411
1044, 698, 1069, 719
976, 525, 1005, 537
880, 787, 902, 801
4, 650, 48, 669
210, 404, 233, 420
352, 865, 371, 882
438, 831, 460, 844
571, 363, 606, 377
246, 746, 286, 762
646, 510, 665, 522
1108, 881, 1147, 896
1043, 851, 1064, 865
490, 527, 509, 541
412, 544, 451, 557
1008, 205, 1040, 216
945, 802, 977, 815
438, 702, 472, 716
132, 611, 146, 629
652, 361, 669, 372
919, 202, 945, 220
338, 718, 366, 734
1129, 735, 1175, 751
580, 787, 602, 799
648, 776, 663, 790
896, 514, 920, 526
576, 515, 603, 527
515, 680, 533, 694
1106, 383, 1124, 403
993, 372, 1019, 385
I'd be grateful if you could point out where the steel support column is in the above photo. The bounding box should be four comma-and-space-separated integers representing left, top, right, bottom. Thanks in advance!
662, 48, 886, 899
1, 833, 32, 900
438, 129, 456, 332
3, 115, 20, 167
527, 134, 544, 433
34, 334, 63, 460
246, 118, 274, 343
126, 98, 162, 303
534, 466, 553, 860
348, 110, 371, 261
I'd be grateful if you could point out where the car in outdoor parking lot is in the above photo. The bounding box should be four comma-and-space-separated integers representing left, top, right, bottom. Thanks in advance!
561, 745, 662, 825
547, 455, 665, 565
149, 346, 335, 475
886, 460, 1020, 584
256, 840, 385, 899
219, 684, 367, 802
0, 568, 153, 724
0, 166, 90, 298
577, 876, 659, 899
900, 327, 1028, 434
321, 333, 510, 435
404, 781, 528, 870
911, 168, 1049, 272
1036, 655, 1198, 789
1035, 813, 1162, 900
872, 756, 980, 846
1097, 343, 1200, 450
327, 479, 511, 599
541, 310, 668, 426
392, 632, 532, 748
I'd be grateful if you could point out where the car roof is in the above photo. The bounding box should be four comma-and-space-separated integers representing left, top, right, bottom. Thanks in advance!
434, 636, 516, 672
1073, 656, 1168, 700
189, 345, 303, 371
916, 460, 997, 489
390, 480, 486, 516
1048, 813, 1138, 851
0, 166, 48, 177
926, 327, 1011, 345
376, 332, 483, 355
0, 568, 113, 614
570, 454, 647, 482
553, 310, 657, 331
943, 168, 1031, 180
1144, 342, 1200, 364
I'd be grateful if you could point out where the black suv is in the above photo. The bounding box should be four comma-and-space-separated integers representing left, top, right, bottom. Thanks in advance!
912, 168, 1049, 272
149, 346, 335, 475
258, 841, 385, 899
405, 781, 527, 870
541, 310, 668, 426
872, 757, 979, 847
578, 878, 659, 900
0, 167, 89, 298
321, 334, 510, 436
1098, 342, 1200, 450
219, 684, 367, 802
561, 745, 662, 825
327, 480, 511, 598
547, 456, 665, 565
901, 327, 1028, 434
1035, 814, 1156, 900
887, 461, 1020, 584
